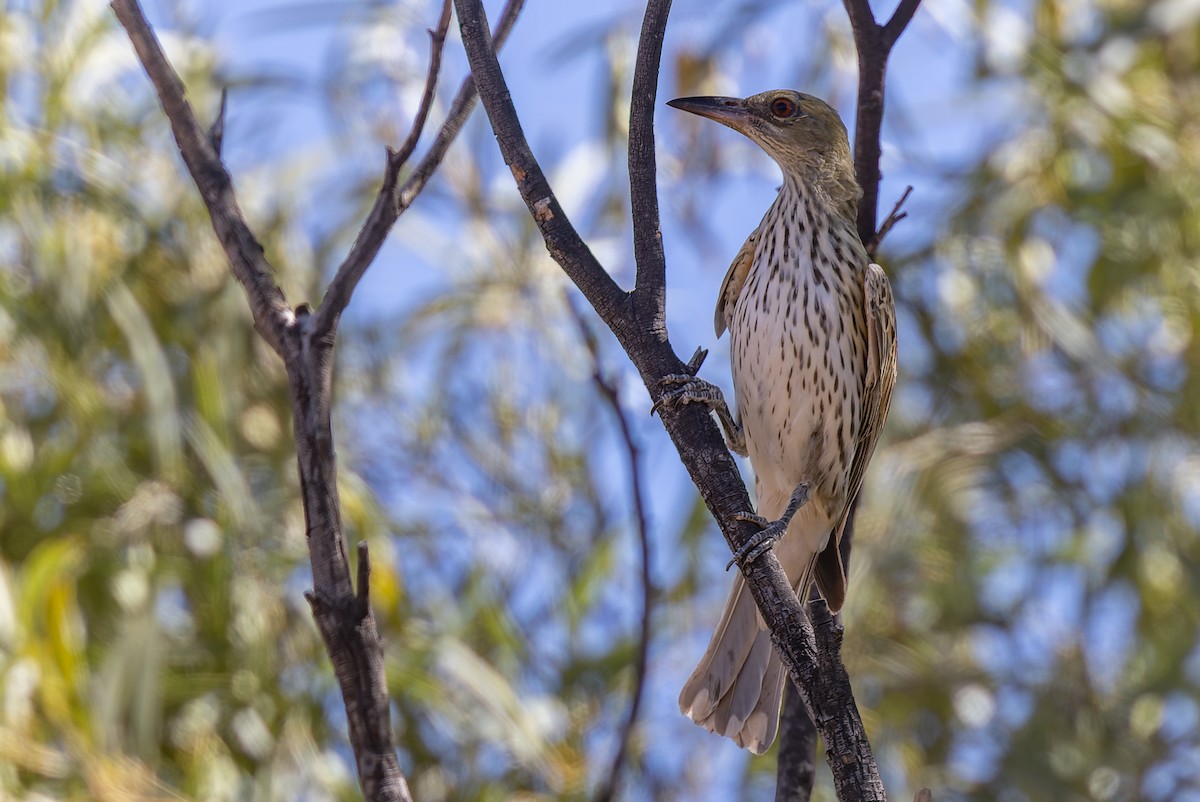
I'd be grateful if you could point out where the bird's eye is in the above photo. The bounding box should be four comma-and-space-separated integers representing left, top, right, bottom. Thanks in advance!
770, 97, 796, 118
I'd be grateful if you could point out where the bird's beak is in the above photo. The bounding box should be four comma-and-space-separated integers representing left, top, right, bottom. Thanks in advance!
667, 96, 752, 132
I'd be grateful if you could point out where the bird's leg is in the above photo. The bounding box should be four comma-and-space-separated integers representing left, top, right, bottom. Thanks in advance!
652, 375, 747, 457
726, 483, 811, 570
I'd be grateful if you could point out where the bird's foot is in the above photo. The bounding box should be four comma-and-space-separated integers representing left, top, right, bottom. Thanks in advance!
651, 374, 719, 413
652, 375, 747, 456
726, 483, 811, 570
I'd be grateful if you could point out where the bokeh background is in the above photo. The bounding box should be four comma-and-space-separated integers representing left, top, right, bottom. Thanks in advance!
2, 0, 1199, 799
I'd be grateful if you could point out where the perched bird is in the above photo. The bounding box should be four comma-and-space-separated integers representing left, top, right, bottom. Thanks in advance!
661, 91, 897, 753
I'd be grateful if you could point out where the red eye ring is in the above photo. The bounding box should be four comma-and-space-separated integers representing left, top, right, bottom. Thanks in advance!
770, 97, 796, 118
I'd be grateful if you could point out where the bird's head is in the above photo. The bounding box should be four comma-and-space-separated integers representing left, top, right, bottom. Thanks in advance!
668, 90, 860, 209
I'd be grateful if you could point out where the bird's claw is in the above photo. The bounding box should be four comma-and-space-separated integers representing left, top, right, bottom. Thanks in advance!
652, 373, 724, 415
725, 483, 811, 571
730, 510, 769, 528
726, 518, 788, 570
652, 375, 747, 456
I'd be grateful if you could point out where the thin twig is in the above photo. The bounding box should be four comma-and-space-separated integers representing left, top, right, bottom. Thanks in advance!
628, 0, 673, 327
568, 300, 655, 802
393, 0, 524, 209
314, 0, 455, 337
313, 0, 524, 340
868, 184, 913, 259
393, 0, 453, 169
883, 0, 923, 48
209, 87, 227, 155
111, 0, 292, 354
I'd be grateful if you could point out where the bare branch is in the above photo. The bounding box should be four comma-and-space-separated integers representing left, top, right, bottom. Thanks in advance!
805, 601, 885, 799
628, 0, 673, 330
111, 2, 481, 797
841, 0, 923, 246
569, 301, 655, 802
394, 0, 454, 170
776, 681, 818, 802
883, 0, 923, 49
111, 0, 293, 354
314, 0, 455, 337
868, 184, 913, 259
453, 0, 631, 330
458, 0, 912, 797
288, 310, 411, 802
313, 0, 525, 339
775, 585, 824, 802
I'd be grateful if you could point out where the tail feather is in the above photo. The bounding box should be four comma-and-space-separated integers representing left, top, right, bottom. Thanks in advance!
707, 626, 781, 752
678, 558, 819, 754
678, 486, 834, 753
678, 574, 785, 754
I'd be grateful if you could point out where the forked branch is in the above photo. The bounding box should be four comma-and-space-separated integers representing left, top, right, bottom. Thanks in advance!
314, 0, 526, 339
112, 0, 525, 798
314, 0, 455, 338
842, 0, 922, 246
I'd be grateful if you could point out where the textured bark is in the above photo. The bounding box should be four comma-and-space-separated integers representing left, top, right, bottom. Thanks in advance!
776, 681, 819, 802
808, 602, 887, 800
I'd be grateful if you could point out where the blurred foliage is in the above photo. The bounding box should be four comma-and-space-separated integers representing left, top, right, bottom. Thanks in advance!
0, 0, 351, 799
4, 0, 1200, 800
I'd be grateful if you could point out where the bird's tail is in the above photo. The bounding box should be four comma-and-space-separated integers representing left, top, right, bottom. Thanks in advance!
677, 567, 807, 754
678, 487, 831, 754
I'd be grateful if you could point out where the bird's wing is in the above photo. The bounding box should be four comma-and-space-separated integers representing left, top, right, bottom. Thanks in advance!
847, 262, 898, 506
714, 230, 758, 338
813, 262, 898, 610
